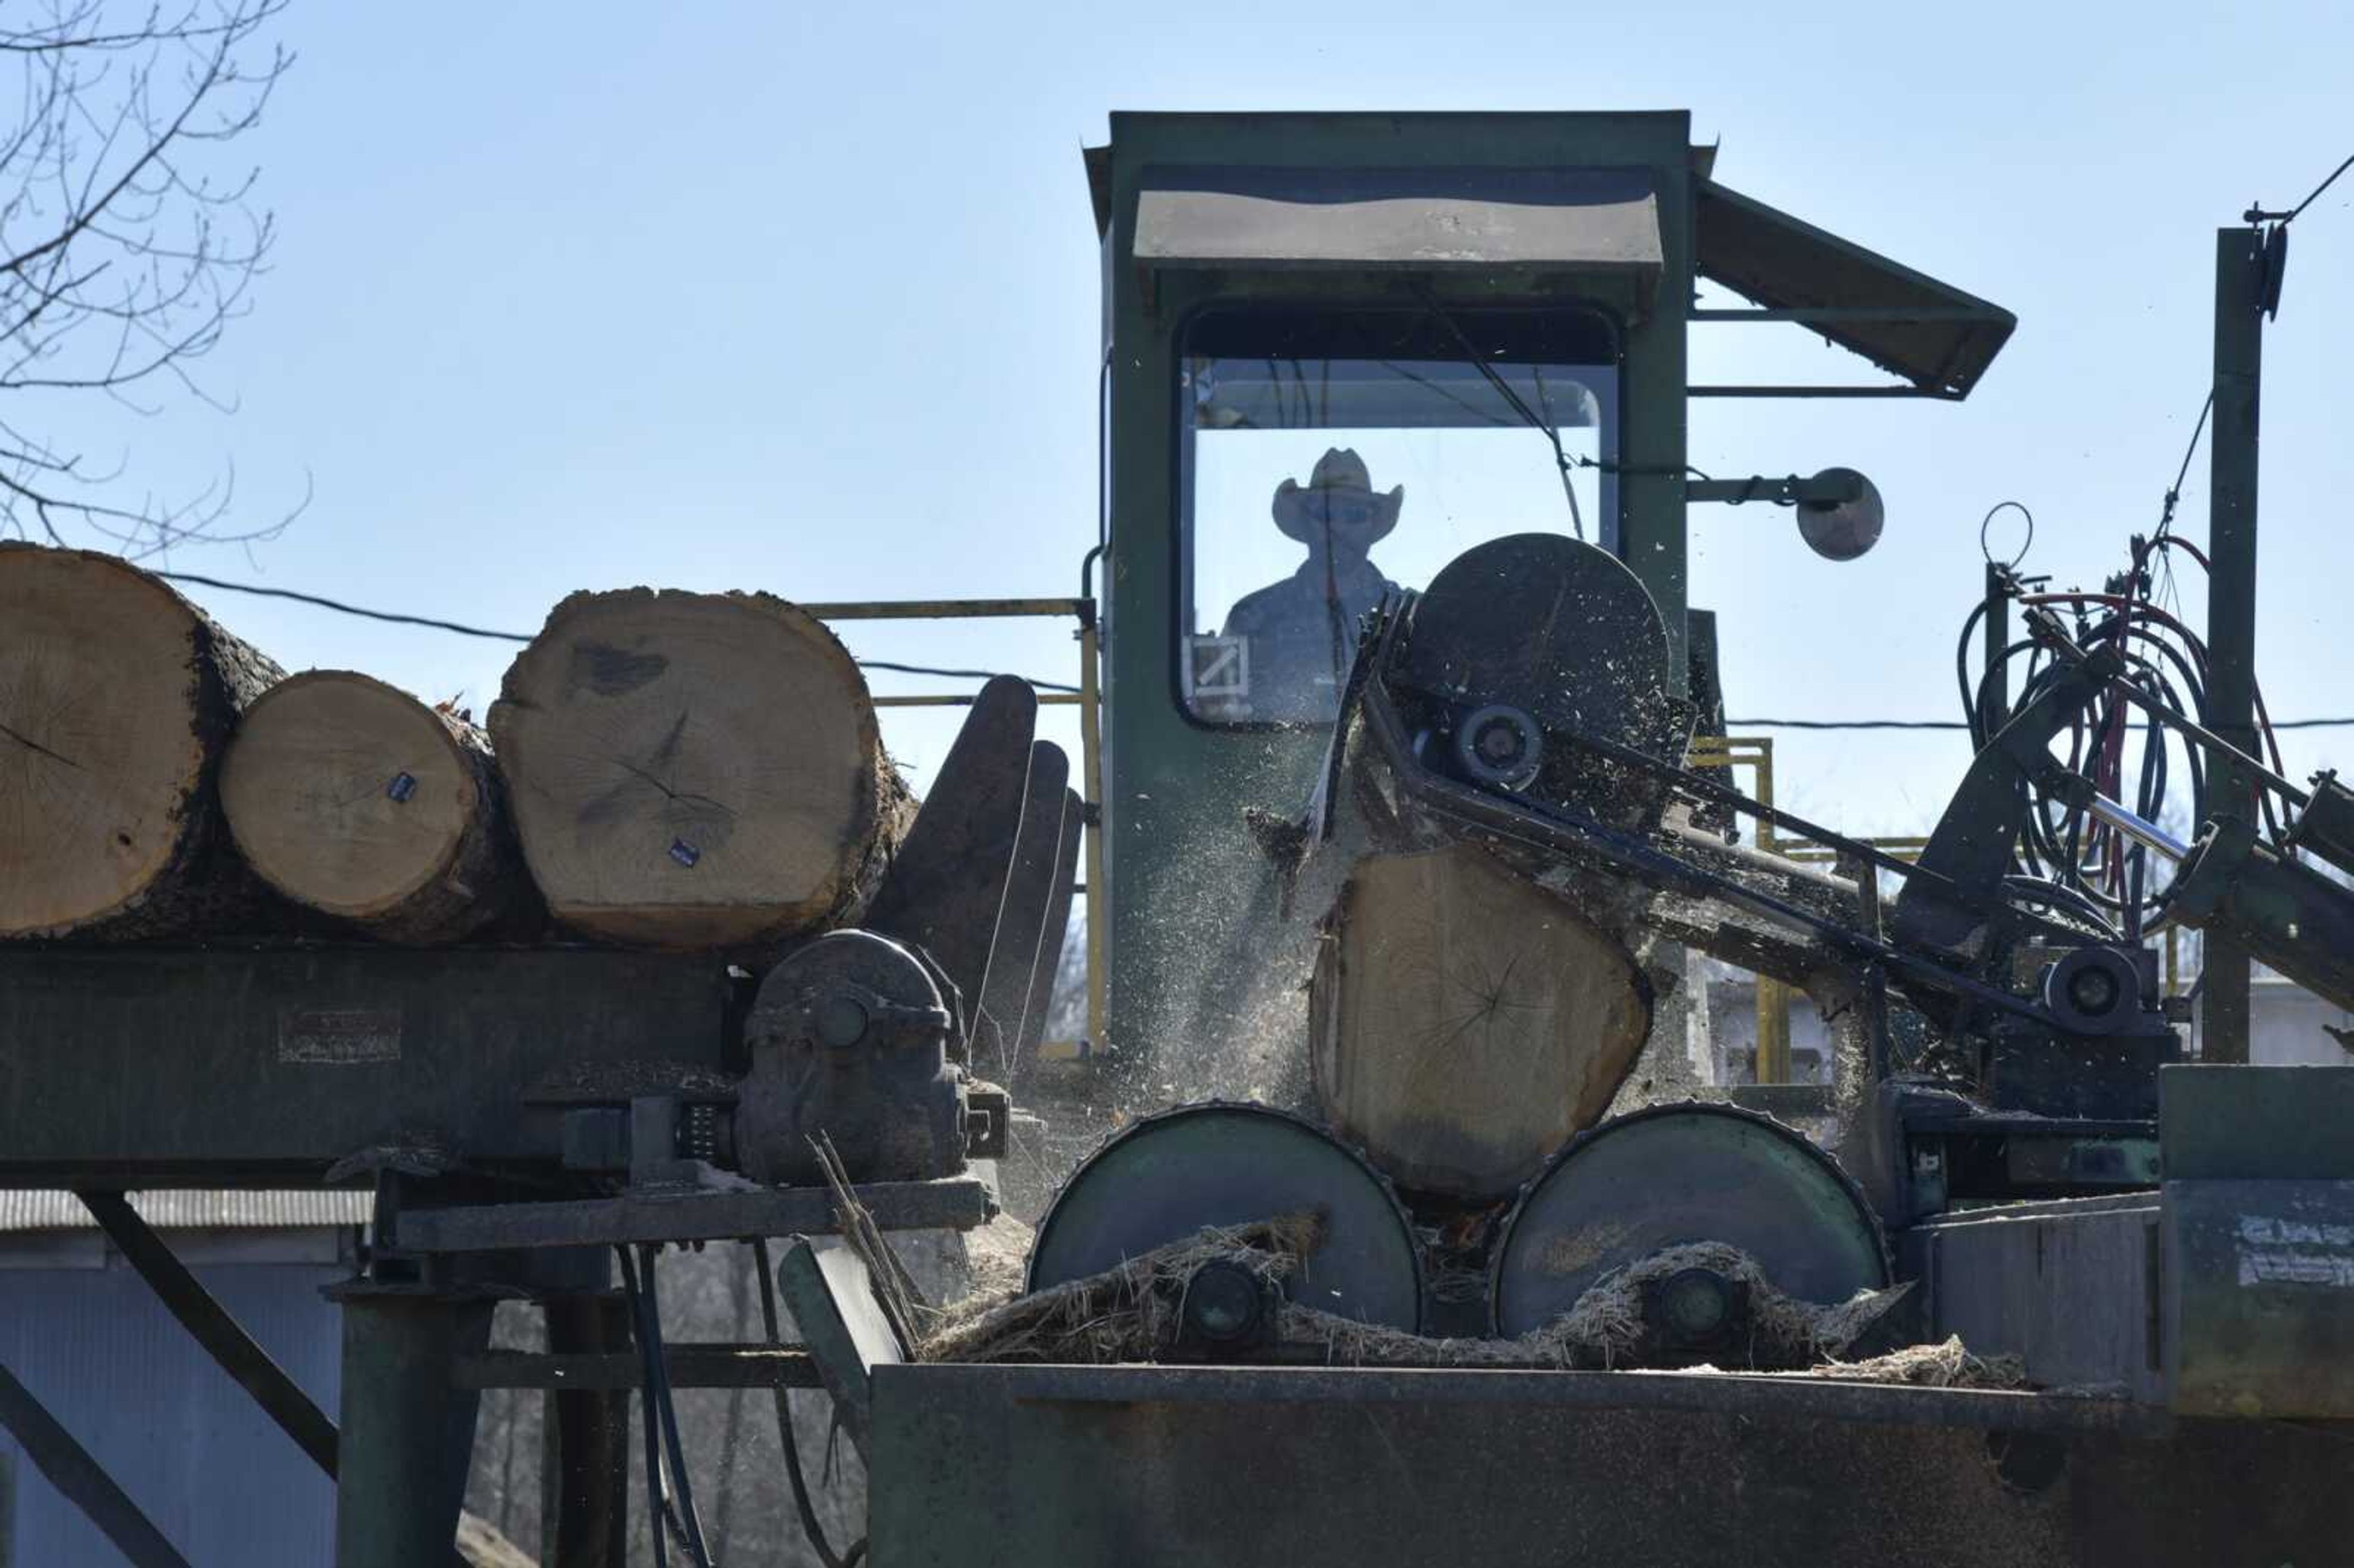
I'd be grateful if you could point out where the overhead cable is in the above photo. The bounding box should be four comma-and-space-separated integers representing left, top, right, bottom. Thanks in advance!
2248, 150, 2354, 226
154, 569, 1081, 692
148, 571, 2354, 731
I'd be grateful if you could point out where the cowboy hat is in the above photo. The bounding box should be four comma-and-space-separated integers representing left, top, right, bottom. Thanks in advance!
1271, 447, 1404, 544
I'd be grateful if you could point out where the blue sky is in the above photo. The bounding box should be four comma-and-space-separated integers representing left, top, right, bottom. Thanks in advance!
47, 0, 2353, 835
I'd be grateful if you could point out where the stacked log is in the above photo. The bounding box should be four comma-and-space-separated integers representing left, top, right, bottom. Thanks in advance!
4, 550, 922, 955
0, 543, 283, 939
487, 587, 915, 950
1308, 840, 1653, 1200
221, 672, 525, 944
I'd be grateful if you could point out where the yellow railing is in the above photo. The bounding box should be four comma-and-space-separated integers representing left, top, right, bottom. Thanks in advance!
1684, 733, 1925, 1084
804, 598, 1105, 1056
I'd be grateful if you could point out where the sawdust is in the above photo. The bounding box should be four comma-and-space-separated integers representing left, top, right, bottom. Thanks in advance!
914, 1227, 1994, 1387
916, 1213, 1322, 1364
1119, 749, 1332, 1120
1281, 1241, 1908, 1374
960, 1212, 1035, 1300
1800, 1336, 2025, 1389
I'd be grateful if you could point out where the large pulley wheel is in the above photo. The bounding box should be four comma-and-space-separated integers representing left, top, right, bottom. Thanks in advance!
1391, 533, 1684, 829
1490, 1103, 1886, 1337
1027, 1103, 1424, 1330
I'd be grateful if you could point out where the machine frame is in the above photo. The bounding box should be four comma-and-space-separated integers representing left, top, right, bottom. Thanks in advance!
0, 110, 2332, 1568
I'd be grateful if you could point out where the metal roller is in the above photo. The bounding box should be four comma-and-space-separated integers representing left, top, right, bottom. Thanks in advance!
1027, 1102, 1425, 1331
1490, 1102, 1886, 1338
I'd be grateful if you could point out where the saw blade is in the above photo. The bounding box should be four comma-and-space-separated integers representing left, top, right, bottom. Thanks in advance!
1488, 1101, 1887, 1338
1027, 1101, 1424, 1331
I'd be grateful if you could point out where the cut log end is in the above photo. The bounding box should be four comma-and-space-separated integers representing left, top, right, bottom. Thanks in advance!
489, 587, 908, 950
222, 671, 520, 943
0, 544, 281, 939
1309, 840, 1653, 1200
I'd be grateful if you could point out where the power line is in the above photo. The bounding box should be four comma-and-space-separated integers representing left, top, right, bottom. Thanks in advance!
858, 658, 1078, 693
1727, 717, 1967, 731
1726, 715, 2354, 733
2245, 150, 2354, 225
158, 570, 532, 641
157, 570, 1082, 694
2153, 390, 2214, 541
151, 571, 2354, 731
2285, 150, 2354, 224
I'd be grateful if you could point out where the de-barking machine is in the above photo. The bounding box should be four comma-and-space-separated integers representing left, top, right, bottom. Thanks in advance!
3, 110, 2352, 1568
803, 113, 2354, 1568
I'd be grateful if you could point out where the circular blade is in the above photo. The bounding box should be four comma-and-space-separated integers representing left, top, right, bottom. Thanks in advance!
1491, 1103, 1885, 1337
1389, 533, 1680, 829
1027, 1103, 1423, 1330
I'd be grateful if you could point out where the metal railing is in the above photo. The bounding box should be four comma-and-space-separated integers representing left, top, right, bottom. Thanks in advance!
1683, 734, 1927, 1085
804, 598, 1106, 1055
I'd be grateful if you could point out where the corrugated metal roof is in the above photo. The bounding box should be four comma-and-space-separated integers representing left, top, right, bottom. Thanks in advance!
0, 1190, 370, 1234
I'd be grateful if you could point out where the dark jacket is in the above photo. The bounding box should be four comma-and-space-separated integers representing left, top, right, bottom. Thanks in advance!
1221, 555, 1396, 722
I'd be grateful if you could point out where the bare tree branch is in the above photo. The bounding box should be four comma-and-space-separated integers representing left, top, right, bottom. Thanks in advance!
0, 0, 294, 554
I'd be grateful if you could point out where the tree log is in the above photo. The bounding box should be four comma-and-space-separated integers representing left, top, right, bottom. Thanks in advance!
221, 671, 526, 943
1309, 840, 1653, 1200
487, 587, 913, 949
0, 542, 284, 938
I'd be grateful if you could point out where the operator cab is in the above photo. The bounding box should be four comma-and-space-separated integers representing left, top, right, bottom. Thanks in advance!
1085, 112, 2012, 1078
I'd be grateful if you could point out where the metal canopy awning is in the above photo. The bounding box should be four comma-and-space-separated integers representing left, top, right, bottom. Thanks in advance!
1694, 179, 2014, 398
1130, 166, 1663, 288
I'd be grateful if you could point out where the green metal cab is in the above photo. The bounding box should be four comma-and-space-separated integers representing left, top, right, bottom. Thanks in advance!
1084, 110, 2009, 1081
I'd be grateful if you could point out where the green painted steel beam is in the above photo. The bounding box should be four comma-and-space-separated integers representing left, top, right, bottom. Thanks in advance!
330, 1289, 494, 1568
2201, 228, 2267, 1066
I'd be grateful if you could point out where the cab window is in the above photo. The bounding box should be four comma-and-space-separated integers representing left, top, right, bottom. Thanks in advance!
1179, 304, 1620, 725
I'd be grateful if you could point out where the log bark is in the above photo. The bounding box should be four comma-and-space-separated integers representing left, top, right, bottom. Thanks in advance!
221, 671, 527, 943
487, 587, 913, 950
1309, 840, 1653, 1200
0, 542, 284, 939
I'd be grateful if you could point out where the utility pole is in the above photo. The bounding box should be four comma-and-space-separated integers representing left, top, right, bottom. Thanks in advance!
1982, 561, 2009, 732
2200, 225, 2268, 1064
